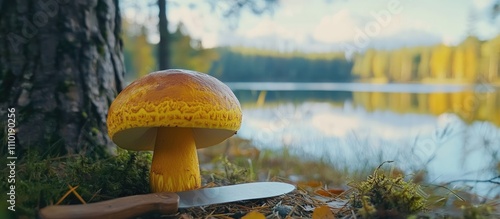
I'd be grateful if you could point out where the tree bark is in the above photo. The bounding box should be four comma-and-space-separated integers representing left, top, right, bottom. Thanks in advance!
158, 0, 169, 70
0, 0, 124, 154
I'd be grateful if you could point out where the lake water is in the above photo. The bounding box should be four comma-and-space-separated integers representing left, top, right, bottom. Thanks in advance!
226, 82, 500, 197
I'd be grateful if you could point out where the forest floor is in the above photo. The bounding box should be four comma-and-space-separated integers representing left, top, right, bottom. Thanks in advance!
1, 137, 499, 219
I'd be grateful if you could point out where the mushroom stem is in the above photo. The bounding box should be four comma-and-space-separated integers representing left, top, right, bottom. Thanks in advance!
150, 127, 201, 192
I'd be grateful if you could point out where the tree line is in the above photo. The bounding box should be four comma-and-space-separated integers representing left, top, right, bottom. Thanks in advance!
124, 19, 500, 84
209, 47, 353, 82
352, 36, 500, 83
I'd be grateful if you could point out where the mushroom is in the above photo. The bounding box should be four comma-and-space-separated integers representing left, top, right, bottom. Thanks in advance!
107, 69, 242, 192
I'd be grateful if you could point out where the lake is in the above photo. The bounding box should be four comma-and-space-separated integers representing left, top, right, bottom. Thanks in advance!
226, 82, 500, 197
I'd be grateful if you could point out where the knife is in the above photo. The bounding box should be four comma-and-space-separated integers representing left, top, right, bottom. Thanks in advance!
38, 182, 295, 219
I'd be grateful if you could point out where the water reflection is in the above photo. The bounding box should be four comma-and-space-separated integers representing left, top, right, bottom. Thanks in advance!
229, 83, 500, 196
231, 83, 500, 126
353, 91, 500, 126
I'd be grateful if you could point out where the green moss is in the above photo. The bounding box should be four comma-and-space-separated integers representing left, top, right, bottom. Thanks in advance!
201, 156, 252, 185
348, 161, 428, 218
90, 127, 100, 135
0, 149, 151, 218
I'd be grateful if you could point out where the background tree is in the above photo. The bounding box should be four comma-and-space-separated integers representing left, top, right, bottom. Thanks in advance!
131, 27, 156, 78
208, 47, 353, 82
371, 51, 389, 80
0, 0, 279, 155
480, 35, 500, 82
416, 47, 431, 80
155, 0, 278, 71
430, 44, 453, 79
389, 49, 403, 81
351, 49, 374, 79
462, 36, 480, 82
399, 48, 414, 82
122, 21, 219, 79
158, 0, 169, 69
122, 19, 156, 79
169, 23, 219, 73
0, 0, 124, 154
452, 45, 466, 80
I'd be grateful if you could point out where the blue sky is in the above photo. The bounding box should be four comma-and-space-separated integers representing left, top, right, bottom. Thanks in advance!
123, 0, 499, 52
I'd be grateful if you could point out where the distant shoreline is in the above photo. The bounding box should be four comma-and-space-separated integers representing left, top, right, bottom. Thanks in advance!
225, 82, 499, 93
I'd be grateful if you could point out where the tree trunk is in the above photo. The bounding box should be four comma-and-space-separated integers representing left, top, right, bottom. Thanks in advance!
0, 0, 124, 155
158, 0, 169, 70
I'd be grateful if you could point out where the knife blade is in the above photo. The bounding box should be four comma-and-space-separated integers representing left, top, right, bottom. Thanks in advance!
38, 182, 295, 219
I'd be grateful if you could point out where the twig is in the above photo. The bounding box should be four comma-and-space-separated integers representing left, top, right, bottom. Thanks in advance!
425, 184, 465, 202
69, 184, 87, 204
88, 188, 102, 203
55, 186, 77, 205
56, 185, 85, 205
445, 175, 500, 185
376, 160, 394, 170
55, 185, 86, 205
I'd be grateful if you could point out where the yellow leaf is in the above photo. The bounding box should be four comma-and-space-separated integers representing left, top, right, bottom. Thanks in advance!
312, 206, 334, 219
242, 211, 265, 219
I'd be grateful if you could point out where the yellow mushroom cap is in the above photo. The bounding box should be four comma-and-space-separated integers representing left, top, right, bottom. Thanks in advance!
107, 69, 242, 151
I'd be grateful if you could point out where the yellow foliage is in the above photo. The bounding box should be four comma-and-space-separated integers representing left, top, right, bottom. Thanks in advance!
170, 23, 219, 73
430, 44, 453, 79
452, 46, 466, 79
463, 36, 480, 82
400, 49, 414, 82
133, 31, 156, 77
242, 211, 266, 219
352, 92, 373, 111
480, 35, 500, 82
372, 51, 389, 79
353, 90, 500, 126
361, 49, 375, 78
370, 92, 387, 110
417, 47, 431, 79
417, 93, 429, 114
312, 206, 335, 219
428, 93, 449, 115
122, 18, 156, 79
389, 93, 413, 113
353, 34, 499, 83
389, 50, 403, 81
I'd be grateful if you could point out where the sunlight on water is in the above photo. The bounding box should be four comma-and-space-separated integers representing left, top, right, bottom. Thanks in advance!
230, 83, 500, 197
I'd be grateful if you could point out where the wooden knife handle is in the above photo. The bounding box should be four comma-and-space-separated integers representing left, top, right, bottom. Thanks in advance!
38, 192, 179, 219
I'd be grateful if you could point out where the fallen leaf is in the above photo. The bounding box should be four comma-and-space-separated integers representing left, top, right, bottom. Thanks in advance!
307, 180, 322, 187
315, 189, 331, 197
312, 205, 334, 219
327, 189, 345, 195
242, 211, 266, 219
298, 180, 322, 189
315, 188, 345, 197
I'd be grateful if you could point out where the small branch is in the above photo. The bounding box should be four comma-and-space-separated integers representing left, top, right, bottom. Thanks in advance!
445, 175, 500, 185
